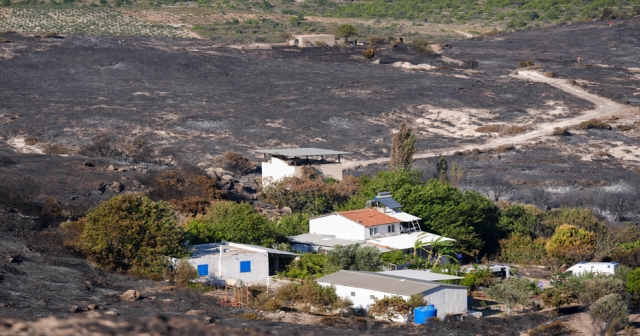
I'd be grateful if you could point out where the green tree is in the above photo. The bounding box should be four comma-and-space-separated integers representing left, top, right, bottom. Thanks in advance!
580, 276, 627, 305
626, 268, 640, 301
484, 278, 534, 315
499, 204, 542, 237
1, 0, 10, 6
369, 296, 410, 321
499, 233, 555, 266
327, 244, 381, 272
80, 195, 187, 278
589, 294, 629, 336
335, 24, 357, 44
186, 201, 276, 247
272, 213, 310, 237
389, 121, 417, 170
545, 224, 596, 263
281, 253, 329, 279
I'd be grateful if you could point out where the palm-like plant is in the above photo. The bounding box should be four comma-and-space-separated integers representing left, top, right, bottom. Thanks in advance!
414, 234, 459, 268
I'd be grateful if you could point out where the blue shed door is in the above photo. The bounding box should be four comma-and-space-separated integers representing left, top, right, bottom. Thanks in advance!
197, 264, 209, 276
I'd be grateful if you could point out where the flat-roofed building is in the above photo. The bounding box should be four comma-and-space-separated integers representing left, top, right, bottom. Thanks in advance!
256, 148, 349, 185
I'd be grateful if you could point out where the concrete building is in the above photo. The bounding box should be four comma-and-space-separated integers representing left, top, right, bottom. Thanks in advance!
316, 270, 468, 321
256, 148, 349, 185
287, 34, 339, 47
184, 242, 298, 286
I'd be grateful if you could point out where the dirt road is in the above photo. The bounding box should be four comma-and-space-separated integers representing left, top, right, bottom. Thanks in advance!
343, 70, 636, 169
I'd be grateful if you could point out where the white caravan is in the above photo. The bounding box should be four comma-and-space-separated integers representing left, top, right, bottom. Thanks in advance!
564, 262, 619, 276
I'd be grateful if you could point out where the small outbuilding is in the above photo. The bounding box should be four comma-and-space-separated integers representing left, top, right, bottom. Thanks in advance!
184, 242, 298, 286
256, 147, 349, 185
287, 34, 339, 47
316, 270, 468, 321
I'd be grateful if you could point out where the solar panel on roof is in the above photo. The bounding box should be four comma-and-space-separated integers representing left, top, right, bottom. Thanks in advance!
378, 197, 402, 209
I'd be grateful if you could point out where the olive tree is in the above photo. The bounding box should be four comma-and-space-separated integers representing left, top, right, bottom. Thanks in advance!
484, 278, 534, 315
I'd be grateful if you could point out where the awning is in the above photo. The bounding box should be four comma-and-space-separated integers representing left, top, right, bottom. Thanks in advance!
366, 231, 454, 250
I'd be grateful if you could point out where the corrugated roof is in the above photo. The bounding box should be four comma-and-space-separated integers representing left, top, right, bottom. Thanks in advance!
316, 270, 465, 296
289, 233, 391, 252
256, 148, 350, 157
366, 231, 455, 250
338, 209, 399, 227
380, 270, 463, 281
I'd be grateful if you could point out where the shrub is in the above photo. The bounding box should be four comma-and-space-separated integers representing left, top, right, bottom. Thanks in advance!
516, 60, 535, 68
475, 125, 501, 133
175, 260, 199, 287
42, 143, 69, 155
540, 287, 575, 309
626, 268, 640, 301
579, 276, 627, 305
363, 48, 375, 59
214, 150, 256, 176
368, 36, 385, 45
185, 201, 276, 247
240, 312, 265, 320
526, 321, 572, 336
544, 71, 555, 78
327, 244, 382, 272
484, 278, 534, 315
464, 59, 479, 69
499, 234, 554, 266
589, 294, 629, 335
79, 195, 188, 279
460, 265, 493, 291
369, 296, 410, 321
579, 119, 611, 130
335, 24, 357, 44
552, 127, 570, 136
314, 41, 328, 47
281, 253, 329, 279
545, 224, 596, 263
409, 38, 432, 54
501, 126, 526, 135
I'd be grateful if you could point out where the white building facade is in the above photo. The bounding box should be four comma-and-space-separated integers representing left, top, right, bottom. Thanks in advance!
256, 148, 349, 186
317, 270, 468, 321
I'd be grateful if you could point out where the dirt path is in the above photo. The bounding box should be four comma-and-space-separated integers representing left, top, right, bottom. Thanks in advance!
455, 30, 473, 38
343, 70, 637, 169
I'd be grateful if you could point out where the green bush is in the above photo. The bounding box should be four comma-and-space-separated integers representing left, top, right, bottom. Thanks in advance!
79, 195, 187, 279
327, 244, 381, 272
627, 268, 640, 301
499, 234, 555, 266
485, 278, 534, 315
545, 224, 596, 264
409, 38, 432, 54
175, 260, 199, 287
186, 201, 276, 247
281, 253, 329, 279
589, 294, 629, 335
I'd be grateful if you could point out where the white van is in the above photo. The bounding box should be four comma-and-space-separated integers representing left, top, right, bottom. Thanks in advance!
564, 262, 619, 276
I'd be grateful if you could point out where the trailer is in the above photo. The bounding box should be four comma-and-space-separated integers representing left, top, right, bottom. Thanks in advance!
564, 262, 618, 276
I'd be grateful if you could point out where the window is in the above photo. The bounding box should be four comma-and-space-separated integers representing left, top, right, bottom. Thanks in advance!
388, 225, 395, 233
351, 292, 356, 297
197, 264, 208, 277
369, 227, 377, 236
240, 261, 251, 273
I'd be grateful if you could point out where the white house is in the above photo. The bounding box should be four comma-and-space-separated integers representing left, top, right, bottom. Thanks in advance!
256, 148, 349, 186
565, 262, 619, 276
316, 270, 468, 321
297, 193, 454, 253
184, 242, 298, 286
287, 34, 339, 47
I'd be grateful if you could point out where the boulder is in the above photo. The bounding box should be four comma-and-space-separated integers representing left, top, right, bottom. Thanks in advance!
107, 165, 116, 170
185, 310, 207, 316
69, 305, 81, 313
107, 182, 124, 193
220, 182, 233, 191
119, 290, 141, 302
86, 304, 98, 311
282, 207, 292, 214
221, 175, 234, 182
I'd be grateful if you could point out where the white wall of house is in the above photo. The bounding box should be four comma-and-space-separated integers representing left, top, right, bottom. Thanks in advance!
262, 157, 343, 185
318, 283, 411, 322
310, 214, 366, 240
262, 157, 298, 185
287, 34, 338, 47
422, 287, 468, 318
317, 283, 468, 320
365, 223, 400, 239
188, 252, 270, 286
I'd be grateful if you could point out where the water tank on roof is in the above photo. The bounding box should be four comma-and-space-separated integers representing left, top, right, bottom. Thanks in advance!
226, 278, 244, 287
414, 305, 437, 324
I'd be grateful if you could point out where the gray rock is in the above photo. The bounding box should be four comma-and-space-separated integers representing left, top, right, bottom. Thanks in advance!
69, 305, 81, 313
107, 182, 124, 193
221, 175, 234, 182
119, 290, 141, 302
282, 207, 292, 214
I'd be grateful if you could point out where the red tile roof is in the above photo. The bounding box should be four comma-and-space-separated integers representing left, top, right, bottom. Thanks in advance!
337, 209, 399, 227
